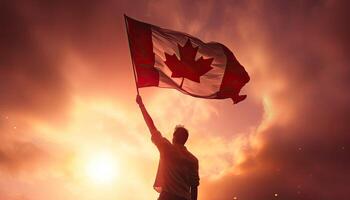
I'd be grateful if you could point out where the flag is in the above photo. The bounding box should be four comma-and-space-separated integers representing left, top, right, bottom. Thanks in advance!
125, 15, 250, 104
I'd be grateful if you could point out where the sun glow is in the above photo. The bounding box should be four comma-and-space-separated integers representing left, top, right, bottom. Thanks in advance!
85, 152, 119, 184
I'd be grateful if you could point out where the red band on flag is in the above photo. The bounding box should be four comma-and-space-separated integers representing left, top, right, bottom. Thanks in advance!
217, 45, 250, 104
125, 16, 159, 87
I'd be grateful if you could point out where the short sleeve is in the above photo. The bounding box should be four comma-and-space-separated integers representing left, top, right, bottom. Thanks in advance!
151, 130, 171, 150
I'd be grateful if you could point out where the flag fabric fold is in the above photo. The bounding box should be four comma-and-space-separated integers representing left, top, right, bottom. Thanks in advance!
125, 15, 250, 104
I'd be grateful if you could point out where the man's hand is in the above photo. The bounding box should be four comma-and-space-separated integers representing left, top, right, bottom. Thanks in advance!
136, 95, 143, 106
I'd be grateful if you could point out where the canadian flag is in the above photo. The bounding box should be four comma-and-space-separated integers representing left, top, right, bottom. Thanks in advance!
125, 15, 250, 104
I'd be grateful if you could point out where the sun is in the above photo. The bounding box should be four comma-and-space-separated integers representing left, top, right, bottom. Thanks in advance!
85, 152, 118, 184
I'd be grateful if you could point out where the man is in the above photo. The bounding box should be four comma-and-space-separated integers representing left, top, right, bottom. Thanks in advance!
136, 95, 200, 200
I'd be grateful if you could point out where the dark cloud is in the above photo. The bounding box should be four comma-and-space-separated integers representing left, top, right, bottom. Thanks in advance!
0, 1, 71, 173
199, 1, 350, 200
0, 1, 70, 122
0, 0, 148, 121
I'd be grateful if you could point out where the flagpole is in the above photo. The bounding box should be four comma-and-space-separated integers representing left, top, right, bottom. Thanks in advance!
124, 14, 140, 95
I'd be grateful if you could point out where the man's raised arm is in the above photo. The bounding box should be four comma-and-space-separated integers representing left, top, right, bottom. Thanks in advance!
136, 95, 158, 136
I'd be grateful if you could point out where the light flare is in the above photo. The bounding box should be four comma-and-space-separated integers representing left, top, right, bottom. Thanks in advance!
85, 152, 119, 184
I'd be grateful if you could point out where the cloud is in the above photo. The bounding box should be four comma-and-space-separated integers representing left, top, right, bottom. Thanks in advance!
0, 1, 70, 124
196, 1, 350, 199
0, 139, 46, 174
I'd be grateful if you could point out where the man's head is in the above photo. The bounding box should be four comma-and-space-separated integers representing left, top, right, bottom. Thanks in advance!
172, 125, 189, 145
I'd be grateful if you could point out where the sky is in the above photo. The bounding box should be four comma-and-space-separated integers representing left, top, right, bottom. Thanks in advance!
0, 0, 349, 200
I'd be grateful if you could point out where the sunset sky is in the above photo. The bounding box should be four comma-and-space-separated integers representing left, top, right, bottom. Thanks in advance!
1, 0, 349, 200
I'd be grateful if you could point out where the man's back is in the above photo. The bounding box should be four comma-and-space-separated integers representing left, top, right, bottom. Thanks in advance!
152, 133, 199, 200
136, 95, 199, 200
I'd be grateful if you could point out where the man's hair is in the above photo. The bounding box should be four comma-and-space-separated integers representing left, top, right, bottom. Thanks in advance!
173, 125, 189, 145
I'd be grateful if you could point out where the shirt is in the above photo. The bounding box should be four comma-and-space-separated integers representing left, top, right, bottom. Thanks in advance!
151, 130, 199, 200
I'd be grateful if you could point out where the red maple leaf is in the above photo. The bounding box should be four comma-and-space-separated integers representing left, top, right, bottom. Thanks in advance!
164, 39, 214, 84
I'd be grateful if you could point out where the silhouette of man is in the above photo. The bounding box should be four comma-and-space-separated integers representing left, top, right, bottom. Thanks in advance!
136, 95, 199, 200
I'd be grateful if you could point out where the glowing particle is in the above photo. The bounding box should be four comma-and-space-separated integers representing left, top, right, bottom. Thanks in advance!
274, 193, 278, 197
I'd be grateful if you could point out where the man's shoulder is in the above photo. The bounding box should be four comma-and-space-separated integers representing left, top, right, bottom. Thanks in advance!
152, 133, 172, 149
186, 150, 199, 164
